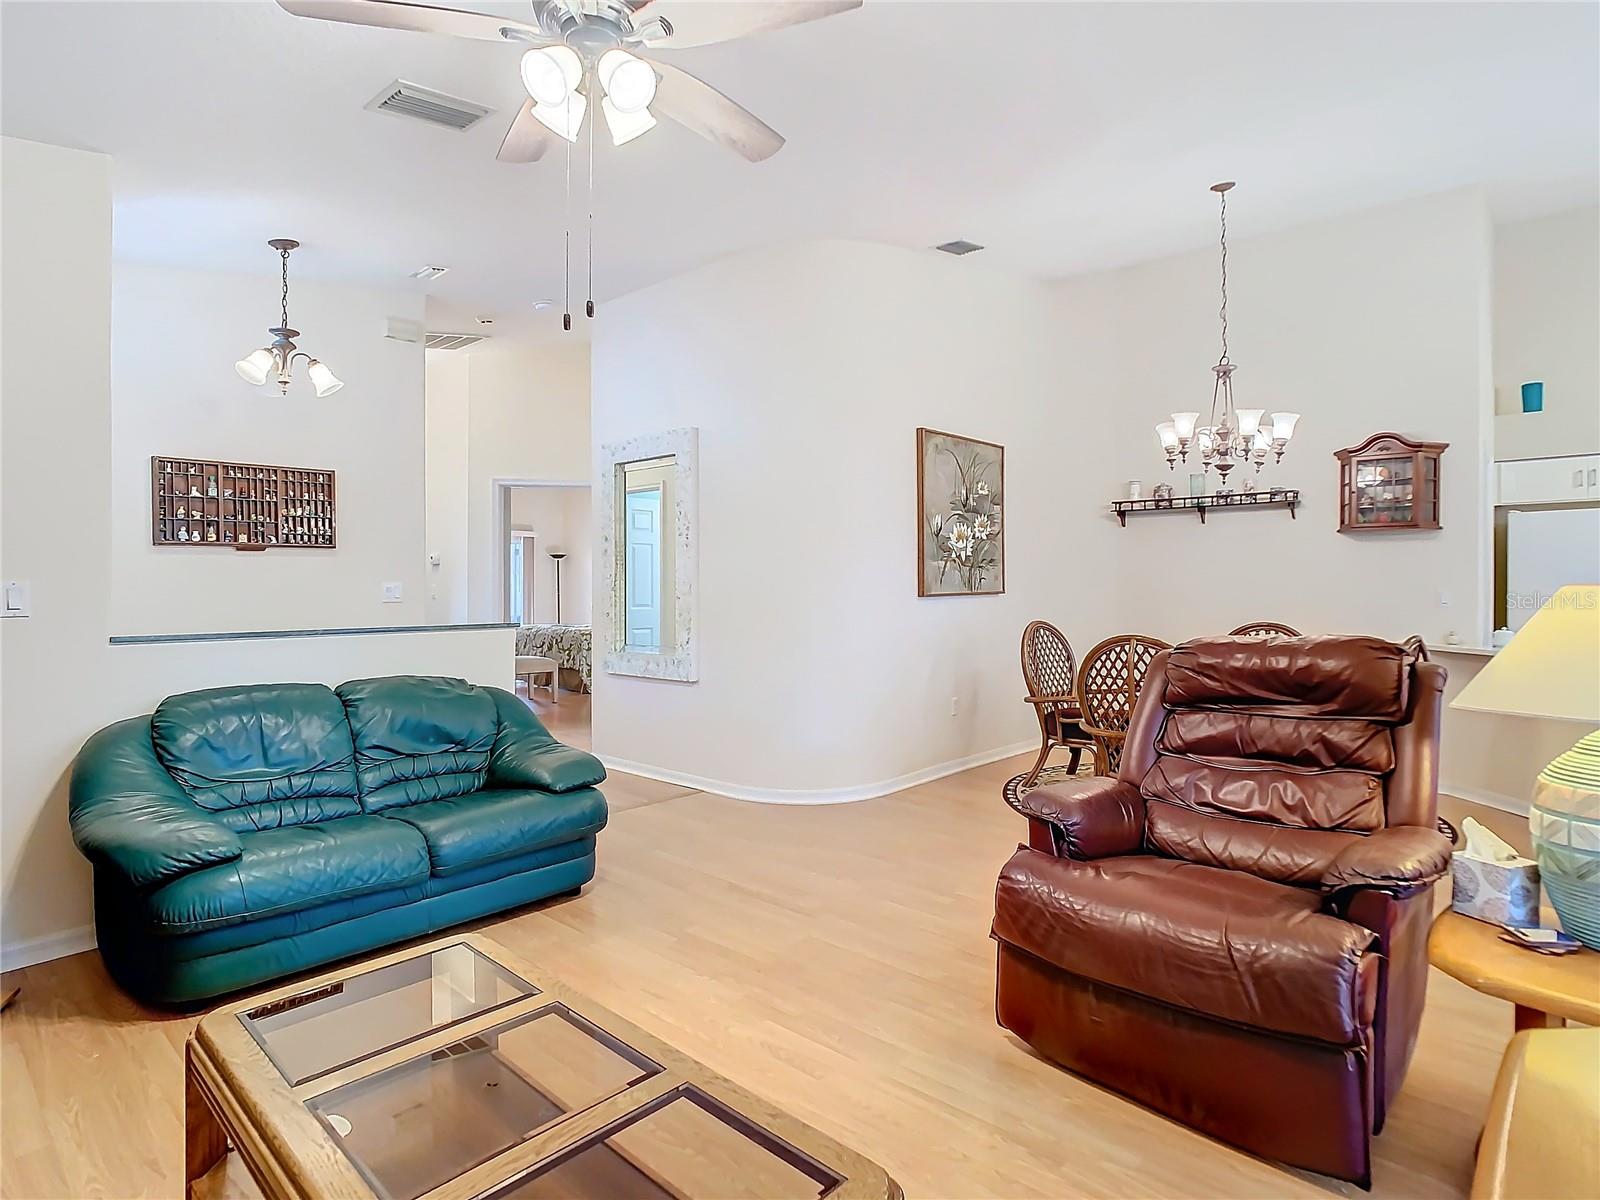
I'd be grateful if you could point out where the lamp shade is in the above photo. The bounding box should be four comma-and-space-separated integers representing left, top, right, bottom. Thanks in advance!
235, 348, 274, 386
1451, 584, 1600, 723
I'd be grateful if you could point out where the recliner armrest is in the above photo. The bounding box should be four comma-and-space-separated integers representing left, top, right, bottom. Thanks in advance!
69, 718, 243, 889
1320, 825, 1452, 897
1008, 775, 1144, 860
486, 688, 607, 793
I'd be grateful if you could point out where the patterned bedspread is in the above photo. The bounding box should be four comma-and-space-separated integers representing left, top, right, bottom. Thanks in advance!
516, 624, 592, 692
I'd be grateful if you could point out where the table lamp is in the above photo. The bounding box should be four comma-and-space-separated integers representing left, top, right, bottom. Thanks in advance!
1451, 584, 1600, 947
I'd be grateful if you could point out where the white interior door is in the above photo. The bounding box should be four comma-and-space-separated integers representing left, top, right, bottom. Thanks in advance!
625, 486, 662, 651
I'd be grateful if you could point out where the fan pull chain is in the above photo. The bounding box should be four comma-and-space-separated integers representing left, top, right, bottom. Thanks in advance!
585, 86, 595, 320
562, 91, 573, 333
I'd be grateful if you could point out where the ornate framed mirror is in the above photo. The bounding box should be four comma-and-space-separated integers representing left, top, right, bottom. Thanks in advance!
598, 427, 699, 682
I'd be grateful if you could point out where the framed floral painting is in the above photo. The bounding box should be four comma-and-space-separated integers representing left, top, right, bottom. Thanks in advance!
917, 427, 1004, 597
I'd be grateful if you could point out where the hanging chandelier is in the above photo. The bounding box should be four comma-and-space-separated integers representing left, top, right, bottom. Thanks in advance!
234, 239, 344, 397
1155, 182, 1298, 491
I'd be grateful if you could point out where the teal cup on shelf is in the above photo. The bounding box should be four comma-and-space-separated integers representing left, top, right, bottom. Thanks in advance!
1521, 381, 1544, 413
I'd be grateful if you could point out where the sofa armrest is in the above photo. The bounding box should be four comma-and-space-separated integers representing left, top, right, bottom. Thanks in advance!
1321, 825, 1453, 897
486, 688, 607, 793
1007, 775, 1144, 860
69, 717, 242, 889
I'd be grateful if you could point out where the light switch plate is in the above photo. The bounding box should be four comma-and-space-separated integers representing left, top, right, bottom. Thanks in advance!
382, 582, 403, 603
2, 580, 31, 618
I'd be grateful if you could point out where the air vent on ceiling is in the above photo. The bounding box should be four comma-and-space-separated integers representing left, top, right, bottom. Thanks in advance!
424, 332, 487, 351
366, 80, 491, 131
409, 265, 450, 281
934, 239, 985, 256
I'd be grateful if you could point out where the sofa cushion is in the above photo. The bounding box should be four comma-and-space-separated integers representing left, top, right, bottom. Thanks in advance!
384, 787, 607, 877
143, 814, 430, 935
992, 848, 1378, 1045
151, 683, 361, 832
337, 677, 497, 812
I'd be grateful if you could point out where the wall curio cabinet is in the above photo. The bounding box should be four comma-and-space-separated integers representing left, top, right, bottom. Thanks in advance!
1335, 432, 1448, 533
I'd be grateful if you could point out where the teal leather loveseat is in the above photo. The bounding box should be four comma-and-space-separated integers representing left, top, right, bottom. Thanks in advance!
69, 675, 606, 1005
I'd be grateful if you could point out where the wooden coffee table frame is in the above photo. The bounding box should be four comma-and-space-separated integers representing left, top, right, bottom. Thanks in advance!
185, 933, 901, 1200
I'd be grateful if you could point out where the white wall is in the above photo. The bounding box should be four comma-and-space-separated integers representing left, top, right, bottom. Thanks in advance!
1, 137, 115, 964
426, 342, 591, 623
425, 351, 470, 624
507, 484, 591, 625
591, 240, 1115, 798
1492, 205, 1600, 462
112, 264, 427, 633
1052, 187, 1495, 647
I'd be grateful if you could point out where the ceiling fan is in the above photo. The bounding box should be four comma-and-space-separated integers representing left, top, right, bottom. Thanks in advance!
276, 0, 862, 163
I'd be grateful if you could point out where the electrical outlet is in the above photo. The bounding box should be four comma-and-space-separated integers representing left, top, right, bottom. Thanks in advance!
382, 582, 403, 604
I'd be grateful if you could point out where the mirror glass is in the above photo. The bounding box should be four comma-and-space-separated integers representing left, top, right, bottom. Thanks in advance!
616, 455, 677, 655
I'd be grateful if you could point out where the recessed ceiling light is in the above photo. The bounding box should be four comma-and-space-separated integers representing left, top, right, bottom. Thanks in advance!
532, 299, 555, 311
409, 265, 450, 280
934, 239, 985, 256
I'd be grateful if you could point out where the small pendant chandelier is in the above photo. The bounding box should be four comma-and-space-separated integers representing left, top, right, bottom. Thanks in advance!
234, 239, 344, 398
1155, 182, 1298, 490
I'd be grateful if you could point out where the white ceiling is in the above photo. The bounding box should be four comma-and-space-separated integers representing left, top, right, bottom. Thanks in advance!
4, 1, 1596, 335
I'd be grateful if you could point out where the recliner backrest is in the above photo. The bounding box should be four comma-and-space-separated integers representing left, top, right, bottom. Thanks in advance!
1120, 636, 1441, 886
336, 676, 497, 812
151, 682, 361, 832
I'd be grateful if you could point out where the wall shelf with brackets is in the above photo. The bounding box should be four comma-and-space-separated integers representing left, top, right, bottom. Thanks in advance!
1110, 489, 1300, 527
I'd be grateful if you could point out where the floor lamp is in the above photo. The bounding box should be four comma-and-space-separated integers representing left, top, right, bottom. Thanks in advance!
548, 551, 567, 625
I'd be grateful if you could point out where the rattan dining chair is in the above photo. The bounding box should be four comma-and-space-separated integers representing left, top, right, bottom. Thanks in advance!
1019, 620, 1096, 787
1402, 634, 1429, 661
1229, 621, 1301, 638
1076, 633, 1173, 775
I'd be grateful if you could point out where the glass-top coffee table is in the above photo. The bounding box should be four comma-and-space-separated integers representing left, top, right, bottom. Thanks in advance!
185, 935, 901, 1200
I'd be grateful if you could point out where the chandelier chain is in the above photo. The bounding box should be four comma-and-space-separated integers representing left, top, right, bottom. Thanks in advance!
280, 247, 291, 331
1217, 186, 1229, 365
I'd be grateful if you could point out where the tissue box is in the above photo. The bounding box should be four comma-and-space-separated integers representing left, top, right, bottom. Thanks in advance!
1451, 853, 1540, 926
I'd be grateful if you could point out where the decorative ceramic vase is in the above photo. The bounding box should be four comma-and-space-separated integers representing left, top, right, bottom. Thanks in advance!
1521, 381, 1544, 414
1529, 730, 1600, 949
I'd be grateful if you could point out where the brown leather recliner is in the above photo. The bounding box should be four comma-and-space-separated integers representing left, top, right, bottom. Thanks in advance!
992, 636, 1452, 1186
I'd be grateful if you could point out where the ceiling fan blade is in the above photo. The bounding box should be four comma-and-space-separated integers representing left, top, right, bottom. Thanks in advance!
497, 101, 558, 163
646, 58, 783, 162
275, 0, 548, 43
632, 0, 861, 49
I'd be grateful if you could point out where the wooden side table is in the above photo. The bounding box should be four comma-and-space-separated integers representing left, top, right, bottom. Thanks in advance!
1472, 1028, 1600, 1199
1428, 909, 1600, 1031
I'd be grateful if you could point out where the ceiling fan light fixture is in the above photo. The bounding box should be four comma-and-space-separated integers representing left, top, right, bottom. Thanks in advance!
601, 95, 656, 145
598, 49, 656, 114
531, 91, 587, 142
520, 45, 581, 106
234, 348, 275, 387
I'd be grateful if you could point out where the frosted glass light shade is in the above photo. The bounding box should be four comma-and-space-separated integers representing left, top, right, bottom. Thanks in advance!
1452, 585, 1600, 723
520, 45, 581, 106
1252, 429, 1272, 451
234, 348, 274, 386
1271, 411, 1301, 441
1172, 412, 1200, 441
531, 92, 587, 142
1236, 409, 1264, 439
1156, 421, 1179, 449
306, 359, 344, 398
598, 49, 656, 113
601, 96, 656, 145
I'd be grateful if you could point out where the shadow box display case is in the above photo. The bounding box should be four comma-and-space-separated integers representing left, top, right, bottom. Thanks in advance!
1335, 432, 1448, 533
152, 456, 336, 550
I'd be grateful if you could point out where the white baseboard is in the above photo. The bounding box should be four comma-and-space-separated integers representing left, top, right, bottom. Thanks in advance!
1, 924, 96, 973
599, 740, 1037, 806
1442, 782, 1528, 816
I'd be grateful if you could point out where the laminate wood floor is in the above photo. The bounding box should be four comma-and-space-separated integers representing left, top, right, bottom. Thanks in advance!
1, 751, 1527, 1200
